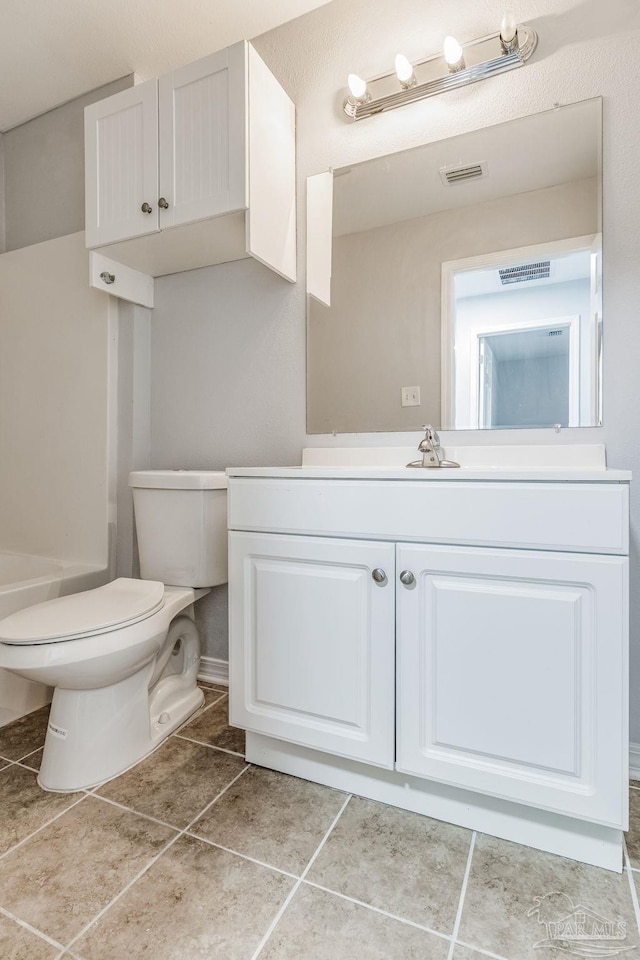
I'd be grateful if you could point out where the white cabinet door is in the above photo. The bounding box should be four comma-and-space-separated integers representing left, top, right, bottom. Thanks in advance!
85, 80, 159, 247
158, 43, 246, 229
396, 543, 627, 826
229, 531, 395, 768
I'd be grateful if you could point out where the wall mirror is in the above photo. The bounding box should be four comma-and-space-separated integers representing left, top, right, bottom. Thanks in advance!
307, 98, 602, 433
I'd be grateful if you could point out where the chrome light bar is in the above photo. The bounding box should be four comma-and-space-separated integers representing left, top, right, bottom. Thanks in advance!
343, 24, 538, 121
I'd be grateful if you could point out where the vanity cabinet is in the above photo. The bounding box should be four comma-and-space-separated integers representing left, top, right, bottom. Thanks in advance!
228, 469, 629, 869
84, 41, 296, 282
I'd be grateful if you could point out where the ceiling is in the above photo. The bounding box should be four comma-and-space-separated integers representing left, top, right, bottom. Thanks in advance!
0, 0, 331, 132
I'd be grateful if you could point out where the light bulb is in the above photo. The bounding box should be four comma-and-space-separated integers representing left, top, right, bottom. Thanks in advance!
500, 12, 517, 44
347, 73, 368, 102
443, 35, 465, 71
394, 53, 415, 88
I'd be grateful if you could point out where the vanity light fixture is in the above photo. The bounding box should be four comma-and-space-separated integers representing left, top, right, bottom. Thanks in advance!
343, 13, 537, 121
394, 54, 416, 89
443, 36, 465, 72
346, 72, 371, 108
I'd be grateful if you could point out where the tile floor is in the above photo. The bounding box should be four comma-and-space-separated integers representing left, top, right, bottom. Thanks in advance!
0, 685, 639, 959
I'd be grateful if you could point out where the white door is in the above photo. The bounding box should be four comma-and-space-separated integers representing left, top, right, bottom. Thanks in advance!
396, 542, 627, 826
84, 79, 159, 247
229, 531, 395, 769
158, 42, 247, 229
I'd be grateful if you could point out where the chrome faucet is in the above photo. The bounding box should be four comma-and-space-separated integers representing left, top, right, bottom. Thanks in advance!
407, 425, 460, 469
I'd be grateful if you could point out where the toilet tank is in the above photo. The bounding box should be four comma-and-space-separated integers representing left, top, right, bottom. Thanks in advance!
129, 470, 228, 588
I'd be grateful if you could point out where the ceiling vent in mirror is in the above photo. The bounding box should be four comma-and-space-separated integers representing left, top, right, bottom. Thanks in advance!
439, 161, 487, 186
499, 261, 551, 284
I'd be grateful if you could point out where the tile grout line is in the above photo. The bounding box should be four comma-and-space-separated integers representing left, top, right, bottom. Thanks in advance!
61, 763, 252, 954
623, 837, 640, 938
85, 792, 191, 834
250, 793, 353, 960
446, 831, 476, 960
84, 785, 302, 883
172, 731, 244, 757
85, 790, 345, 887
182, 831, 300, 881
301, 879, 452, 943
0, 794, 87, 864
13, 758, 48, 775
0, 904, 66, 953
17, 742, 45, 762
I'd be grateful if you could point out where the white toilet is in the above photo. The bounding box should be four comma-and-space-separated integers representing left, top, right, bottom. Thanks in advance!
0, 469, 227, 792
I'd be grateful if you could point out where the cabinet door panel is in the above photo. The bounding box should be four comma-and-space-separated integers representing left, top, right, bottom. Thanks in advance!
159, 43, 246, 229
230, 532, 395, 768
396, 543, 627, 826
85, 80, 159, 247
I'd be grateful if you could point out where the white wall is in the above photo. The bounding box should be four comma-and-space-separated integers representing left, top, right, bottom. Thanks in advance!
147, 0, 640, 736
0, 232, 113, 567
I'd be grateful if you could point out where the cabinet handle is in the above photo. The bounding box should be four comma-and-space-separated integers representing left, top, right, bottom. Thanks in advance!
158, 197, 170, 209
99, 271, 115, 285
372, 568, 387, 584
399, 570, 415, 586
141, 202, 153, 214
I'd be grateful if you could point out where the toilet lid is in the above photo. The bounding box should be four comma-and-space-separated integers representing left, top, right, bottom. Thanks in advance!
0, 578, 165, 644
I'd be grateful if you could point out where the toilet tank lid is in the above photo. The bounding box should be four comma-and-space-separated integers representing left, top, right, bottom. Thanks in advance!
129, 470, 227, 490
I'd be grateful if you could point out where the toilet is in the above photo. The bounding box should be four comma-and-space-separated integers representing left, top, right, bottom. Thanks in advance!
0, 470, 227, 792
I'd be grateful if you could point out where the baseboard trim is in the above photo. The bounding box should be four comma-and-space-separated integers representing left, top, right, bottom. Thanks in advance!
198, 656, 229, 687
630, 742, 640, 782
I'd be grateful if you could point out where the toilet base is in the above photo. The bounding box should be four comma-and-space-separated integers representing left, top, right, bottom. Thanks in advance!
38, 616, 204, 792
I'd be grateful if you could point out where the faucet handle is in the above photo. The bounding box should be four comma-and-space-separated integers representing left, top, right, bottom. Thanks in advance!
421, 424, 440, 451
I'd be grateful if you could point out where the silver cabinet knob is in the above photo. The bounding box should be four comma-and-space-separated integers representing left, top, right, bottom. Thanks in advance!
99, 271, 115, 285
372, 568, 387, 583
399, 570, 415, 586
158, 197, 170, 209
141, 202, 153, 214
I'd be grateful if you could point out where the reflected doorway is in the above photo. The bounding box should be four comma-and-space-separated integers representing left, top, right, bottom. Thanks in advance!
442, 234, 601, 430
477, 318, 578, 428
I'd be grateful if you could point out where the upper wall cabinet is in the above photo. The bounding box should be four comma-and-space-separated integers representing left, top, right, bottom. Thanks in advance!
84, 42, 296, 284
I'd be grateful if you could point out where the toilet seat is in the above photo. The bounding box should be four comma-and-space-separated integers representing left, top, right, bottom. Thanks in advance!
0, 578, 165, 645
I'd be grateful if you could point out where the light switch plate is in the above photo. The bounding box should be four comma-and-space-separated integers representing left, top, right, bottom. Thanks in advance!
401, 386, 421, 407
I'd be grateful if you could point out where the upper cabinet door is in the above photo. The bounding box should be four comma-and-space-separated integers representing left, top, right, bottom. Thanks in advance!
85, 80, 159, 248
396, 542, 628, 827
158, 43, 247, 229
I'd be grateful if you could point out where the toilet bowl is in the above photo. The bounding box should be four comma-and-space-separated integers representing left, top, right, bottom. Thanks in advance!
0, 470, 228, 792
